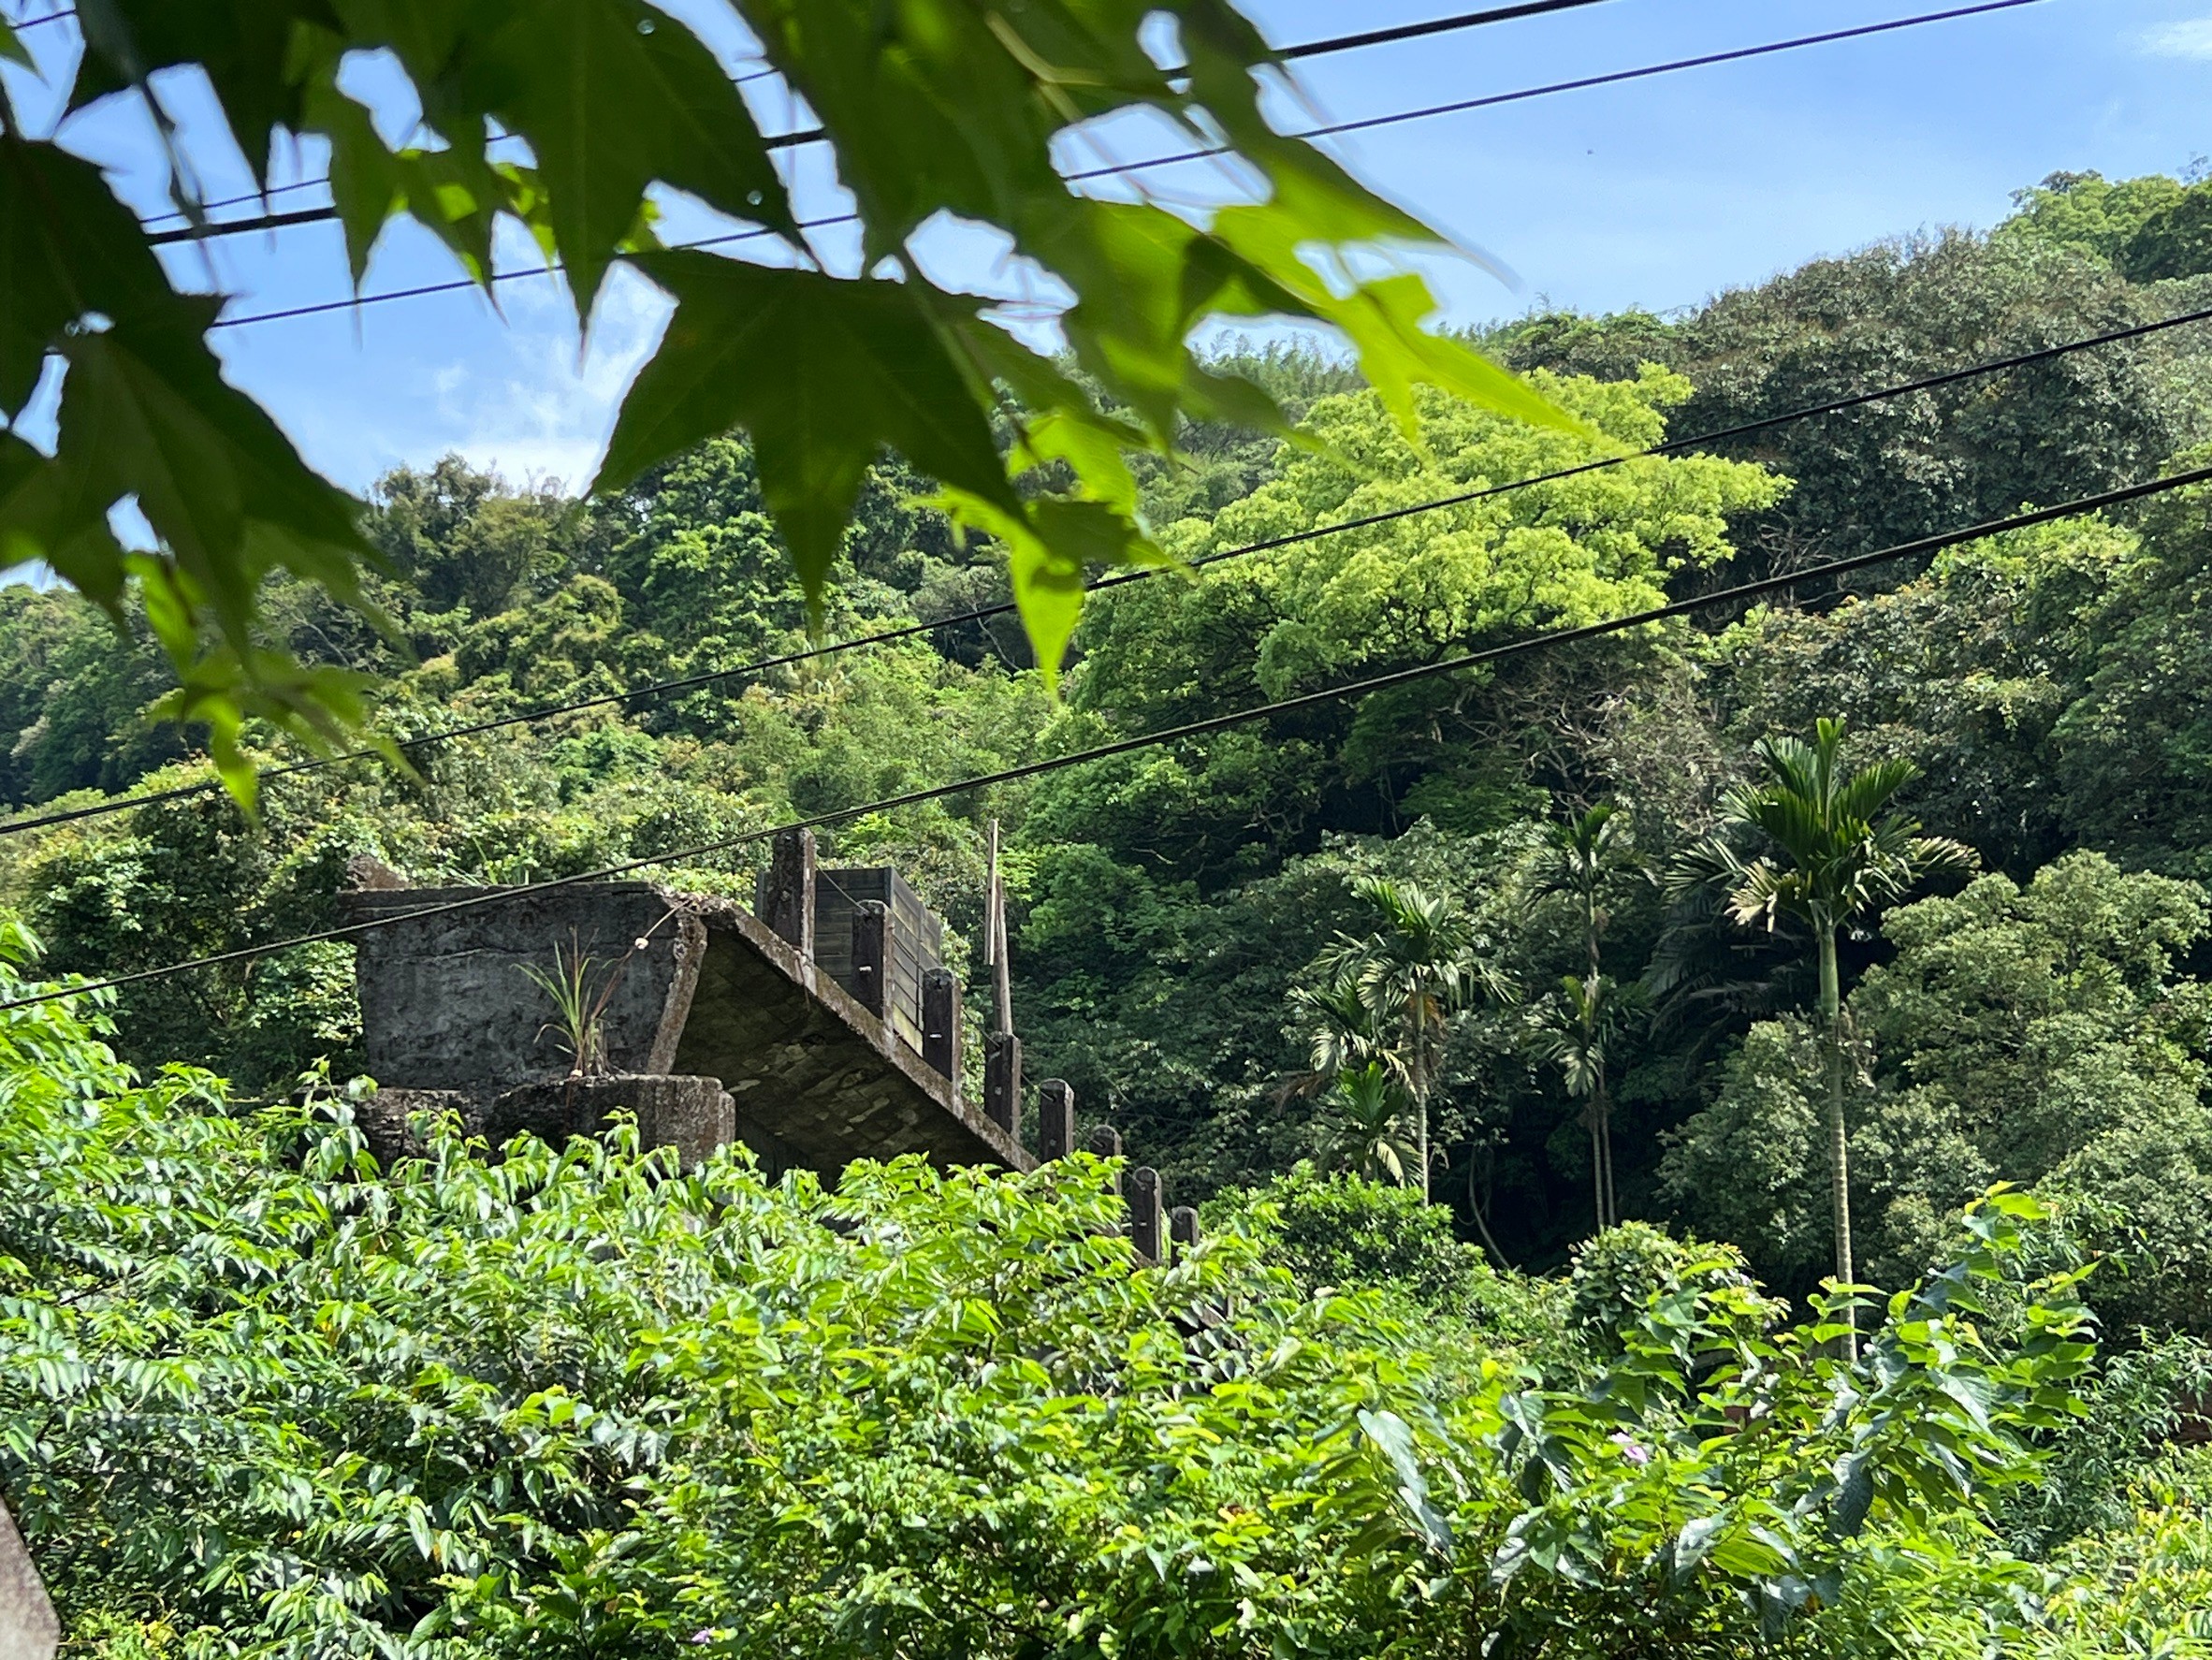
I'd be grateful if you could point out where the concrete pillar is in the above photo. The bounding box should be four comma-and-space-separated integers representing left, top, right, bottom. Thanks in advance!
983, 1031, 1022, 1139
851, 900, 891, 1019
1129, 1166, 1164, 1262
1038, 1078, 1075, 1161
922, 966, 960, 1085
0, 1498, 57, 1660
756, 828, 817, 956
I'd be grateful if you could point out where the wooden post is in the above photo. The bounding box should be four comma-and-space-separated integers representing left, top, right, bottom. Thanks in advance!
757, 827, 816, 956
1129, 1166, 1164, 1262
1171, 1205, 1200, 1258
984, 1030, 1022, 1138
1038, 1078, 1075, 1161
851, 899, 892, 1019
922, 966, 960, 1085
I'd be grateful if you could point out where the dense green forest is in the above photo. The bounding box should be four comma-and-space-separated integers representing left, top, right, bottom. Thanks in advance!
14, 169, 2212, 1655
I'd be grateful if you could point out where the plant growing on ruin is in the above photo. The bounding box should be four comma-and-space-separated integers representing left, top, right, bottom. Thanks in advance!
518, 937, 619, 1079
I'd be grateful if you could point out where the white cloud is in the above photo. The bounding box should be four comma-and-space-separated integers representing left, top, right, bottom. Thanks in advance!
2141, 18, 2212, 59
435, 266, 674, 492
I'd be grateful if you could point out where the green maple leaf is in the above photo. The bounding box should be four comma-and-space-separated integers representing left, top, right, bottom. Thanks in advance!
58, 304, 376, 640
71, 0, 342, 182
302, 70, 523, 287
0, 433, 127, 610
595, 251, 1026, 607
0, 133, 175, 418
442, 0, 796, 315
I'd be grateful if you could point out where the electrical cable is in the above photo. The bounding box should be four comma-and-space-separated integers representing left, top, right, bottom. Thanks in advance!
6, 459, 2209, 1017
12, 291, 2212, 839
131, 2, 1619, 233
139, 64, 792, 232
140, 0, 2031, 249
1275, 0, 1618, 60
1060, 0, 2048, 184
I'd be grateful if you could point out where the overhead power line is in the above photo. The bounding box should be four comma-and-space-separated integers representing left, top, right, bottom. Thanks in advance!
143, 0, 2035, 252
139, 1, 1618, 240
1062, 0, 2047, 183
11, 291, 2212, 841
1275, 0, 1618, 60
6, 459, 2209, 1019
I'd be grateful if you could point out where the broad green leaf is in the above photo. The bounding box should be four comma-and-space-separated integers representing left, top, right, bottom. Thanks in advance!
300, 71, 518, 287
1358, 1406, 1452, 1556
739, 0, 1090, 259
596, 252, 1027, 611
72, 0, 342, 184
299, 68, 413, 288
1207, 201, 1582, 443
939, 490, 1163, 691
59, 306, 375, 645
445, 0, 796, 316
0, 432, 126, 609
0, 20, 29, 67
1023, 198, 1302, 444
0, 134, 175, 418
1669, 1512, 1725, 1581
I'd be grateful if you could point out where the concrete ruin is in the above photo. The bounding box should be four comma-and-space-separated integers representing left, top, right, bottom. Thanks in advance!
342, 837, 1032, 1178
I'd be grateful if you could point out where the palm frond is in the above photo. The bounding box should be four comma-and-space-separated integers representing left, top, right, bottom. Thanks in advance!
1829, 755, 1924, 826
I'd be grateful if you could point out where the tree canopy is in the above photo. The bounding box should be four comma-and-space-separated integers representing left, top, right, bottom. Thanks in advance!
0, 0, 1571, 799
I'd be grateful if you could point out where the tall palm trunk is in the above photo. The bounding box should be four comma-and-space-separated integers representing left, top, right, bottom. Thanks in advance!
1410, 1014, 1433, 1202
1596, 1078, 1616, 1229
1417, 1106, 1430, 1201
1819, 925, 1857, 1362
1586, 914, 1615, 1231
1587, 1103, 1606, 1229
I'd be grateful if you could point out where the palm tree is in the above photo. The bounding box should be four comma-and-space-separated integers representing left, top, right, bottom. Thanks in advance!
1673, 718, 1975, 1359
1528, 971, 1636, 1230
1314, 1062, 1420, 1187
1530, 804, 1636, 1231
1295, 876, 1499, 1201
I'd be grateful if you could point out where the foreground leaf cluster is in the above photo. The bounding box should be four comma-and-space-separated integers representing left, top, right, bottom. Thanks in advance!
1, 0, 1572, 792
0, 933, 2199, 1659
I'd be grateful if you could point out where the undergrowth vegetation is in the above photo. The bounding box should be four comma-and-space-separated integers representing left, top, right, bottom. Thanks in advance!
4, 939, 2209, 1660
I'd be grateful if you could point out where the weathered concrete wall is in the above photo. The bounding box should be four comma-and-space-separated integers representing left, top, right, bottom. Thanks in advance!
357, 1077, 735, 1172
490, 1075, 735, 1171
345, 883, 706, 1090
345, 881, 1031, 1176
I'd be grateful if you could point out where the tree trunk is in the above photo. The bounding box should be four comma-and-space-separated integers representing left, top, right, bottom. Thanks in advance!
1588, 1102, 1606, 1230
1596, 1077, 1616, 1230
1467, 1146, 1508, 1263
1417, 1097, 1431, 1202
1819, 925, 1857, 1362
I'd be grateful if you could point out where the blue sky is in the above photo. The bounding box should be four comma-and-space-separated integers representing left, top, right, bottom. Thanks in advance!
7, 0, 2212, 496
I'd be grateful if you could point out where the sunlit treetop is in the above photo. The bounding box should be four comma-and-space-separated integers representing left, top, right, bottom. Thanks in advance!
0, 0, 1575, 803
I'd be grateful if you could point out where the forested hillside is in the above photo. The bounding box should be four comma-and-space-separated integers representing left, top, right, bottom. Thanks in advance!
12, 171, 2212, 1286
14, 167, 2212, 1657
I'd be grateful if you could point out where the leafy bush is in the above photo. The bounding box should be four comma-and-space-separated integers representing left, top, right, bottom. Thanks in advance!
1204, 1163, 1559, 1343
3, 926, 2201, 1660
1563, 1220, 1784, 1360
